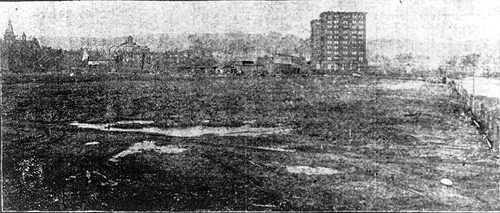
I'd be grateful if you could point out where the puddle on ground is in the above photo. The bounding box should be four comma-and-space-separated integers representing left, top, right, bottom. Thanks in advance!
109, 141, 187, 162
286, 166, 342, 175
70, 121, 292, 137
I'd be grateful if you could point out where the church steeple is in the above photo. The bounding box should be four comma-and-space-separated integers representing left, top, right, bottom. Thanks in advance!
4, 19, 16, 43
32, 36, 40, 48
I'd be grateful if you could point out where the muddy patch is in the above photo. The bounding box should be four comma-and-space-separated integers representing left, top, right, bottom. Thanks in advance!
70, 121, 292, 137
286, 166, 342, 175
109, 141, 187, 162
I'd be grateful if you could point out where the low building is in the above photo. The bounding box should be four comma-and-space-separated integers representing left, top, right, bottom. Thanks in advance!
162, 49, 217, 73
257, 54, 305, 75
109, 36, 150, 71
226, 60, 265, 76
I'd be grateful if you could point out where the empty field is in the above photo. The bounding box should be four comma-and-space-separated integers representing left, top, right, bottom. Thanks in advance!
2, 74, 499, 211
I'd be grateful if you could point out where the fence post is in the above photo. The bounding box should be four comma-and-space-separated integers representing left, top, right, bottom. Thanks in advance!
495, 123, 499, 150
480, 103, 485, 121
472, 70, 475, 114
487, 111, 492, 130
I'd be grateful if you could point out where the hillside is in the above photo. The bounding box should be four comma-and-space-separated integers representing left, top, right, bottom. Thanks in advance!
38, 33, 499, 64
38, 32, 311, 59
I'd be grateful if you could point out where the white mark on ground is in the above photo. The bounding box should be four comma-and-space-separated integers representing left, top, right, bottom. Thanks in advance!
243, 120, 257, 124
70, 121, 292, 137
85, 141, 100, 146
255, 146, 295, 152
440, 178, 453, 186
109, 141, 187, 162
116, 120, 155, 125
286, 166, 342, 175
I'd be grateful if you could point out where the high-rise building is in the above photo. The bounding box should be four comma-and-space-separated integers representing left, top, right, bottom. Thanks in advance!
310, 11, 367, 72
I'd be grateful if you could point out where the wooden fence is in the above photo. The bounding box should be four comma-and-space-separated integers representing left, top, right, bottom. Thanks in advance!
450, 78, 500, 150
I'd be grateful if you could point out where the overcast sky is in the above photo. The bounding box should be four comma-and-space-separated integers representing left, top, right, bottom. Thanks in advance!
0, 0, 499, 43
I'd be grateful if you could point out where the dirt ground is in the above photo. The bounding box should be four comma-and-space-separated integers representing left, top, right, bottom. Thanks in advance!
2, 74, 499, 211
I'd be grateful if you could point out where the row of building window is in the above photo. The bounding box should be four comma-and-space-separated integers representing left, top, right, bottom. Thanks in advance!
313, 38, 365, 43
313, 33, 365, 40
313, 30, 365, 36
323, 51, 365, 55
324, 46, 365, 50
314, 26, 365, 33
313, 33, 365, 39
325, 25, 364, 29
319, 34, 365, 39
324, 41, 365, 46
313, 37, 366, 43
312, 46, 365, 51
312, 45, 359, 50
314, 27, 365, 32
326, 20, 365, 25
323, 56, 365, 61
325, 24, 365, 29
320, 34, 365, 39
324, 14, 365, 19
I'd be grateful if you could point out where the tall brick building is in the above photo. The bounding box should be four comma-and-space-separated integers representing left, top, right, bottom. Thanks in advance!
310, 11, 367, 72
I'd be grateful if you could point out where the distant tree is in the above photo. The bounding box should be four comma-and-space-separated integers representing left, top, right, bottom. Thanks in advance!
461, 53, 480, 74
395, 53, 413, 64
38, 47, 64, 72
462, 53, 480, 67
31, 37, 40, 49
446, 55, 459, 67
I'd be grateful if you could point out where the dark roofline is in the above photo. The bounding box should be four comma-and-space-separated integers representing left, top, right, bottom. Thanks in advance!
117, 40, 136, 48
273, 53, 301, 58
320, 11, 367, 14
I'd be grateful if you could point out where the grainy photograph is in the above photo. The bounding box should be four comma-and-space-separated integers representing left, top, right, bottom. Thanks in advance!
1, 0, 499, 211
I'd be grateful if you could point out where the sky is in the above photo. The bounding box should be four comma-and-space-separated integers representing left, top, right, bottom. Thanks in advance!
0, 0, 499, 44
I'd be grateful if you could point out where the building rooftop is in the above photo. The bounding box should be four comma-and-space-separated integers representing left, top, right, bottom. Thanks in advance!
111, 36, 149, 54
320, 11, 367, 14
